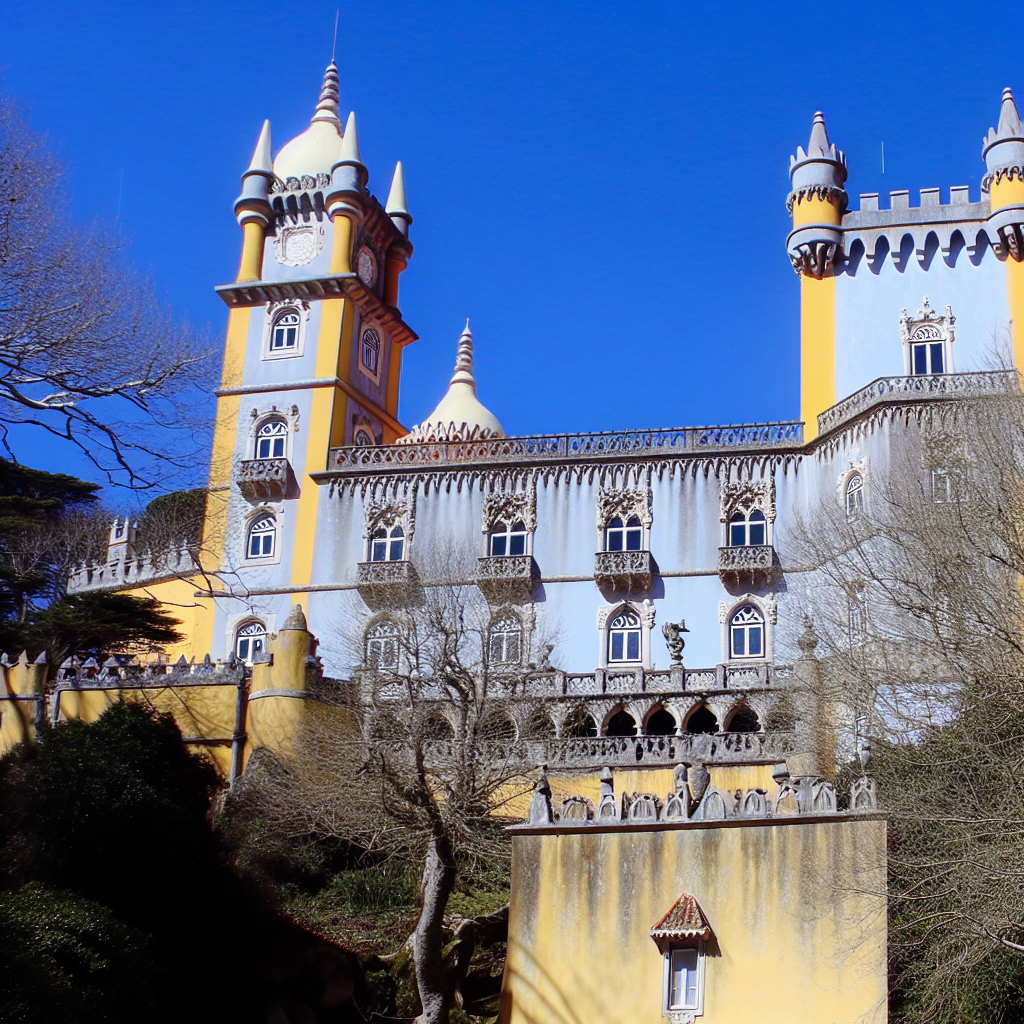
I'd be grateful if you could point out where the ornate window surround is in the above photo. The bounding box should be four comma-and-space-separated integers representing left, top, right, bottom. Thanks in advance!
900, 297, 955, 377
836, 456, 868, 519
719, 480, 775, 548
357, 318, 385, 386
225, 609, 277, 663
596, 487, 652, 552
363, 495, 415, 561
364, 613, 404, 672
242, 509, 282, 566
719, 594, 775, 664
487, 606, 531, 669
481, 489, 537, 557
247, 404, 300, 462
597, 599, 656, 669
262, 300, 311, 360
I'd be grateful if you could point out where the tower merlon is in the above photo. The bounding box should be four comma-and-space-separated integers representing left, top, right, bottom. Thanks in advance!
234, 120, 275, 229
385, 161, 412, 239
327, 111, 368, 203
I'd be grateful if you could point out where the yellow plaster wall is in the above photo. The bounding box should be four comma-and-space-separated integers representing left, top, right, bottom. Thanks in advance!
502, 817, 887, 1024
121, 575, 212, 662
990, 176, 1024, 368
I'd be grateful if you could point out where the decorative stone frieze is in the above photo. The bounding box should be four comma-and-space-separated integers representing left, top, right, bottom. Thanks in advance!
356, 559, 418, 607
363, 495, 415, 542
594, 550, 655, 591
717, 544, 777, 585
719, 479, 776, 525
476, 555, 537, 601
596, 486, 652, 530
237, 458, 291, 503
481, 488, 537, 534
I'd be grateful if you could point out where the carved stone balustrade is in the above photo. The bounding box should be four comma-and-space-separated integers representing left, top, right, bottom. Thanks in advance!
237, 458, 291, 503
594, 549, 655, 591
476, 555, 537, 601
356, 560, 419, 607
717, 544, 778, 585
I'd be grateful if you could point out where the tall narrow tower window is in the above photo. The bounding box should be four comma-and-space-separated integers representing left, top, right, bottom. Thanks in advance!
255, 419, 288, 459
270, 310, 301, 352
845, 473, 864, 519
361, 329, 381, 375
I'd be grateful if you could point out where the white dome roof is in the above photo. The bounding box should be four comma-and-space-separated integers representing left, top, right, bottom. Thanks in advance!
272, 62, 343, 181
398, 323, 505, 444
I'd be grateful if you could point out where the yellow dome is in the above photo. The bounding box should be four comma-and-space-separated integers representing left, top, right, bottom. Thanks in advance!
272, 61, 343, 182
398, 323, 505, 444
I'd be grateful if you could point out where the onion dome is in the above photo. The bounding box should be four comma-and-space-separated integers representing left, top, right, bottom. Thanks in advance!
397, 322, 505, 444
273, 61, 343, 181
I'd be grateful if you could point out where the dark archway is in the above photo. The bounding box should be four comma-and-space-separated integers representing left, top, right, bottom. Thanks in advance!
479, 711, 517, 741
605, 709, 638, 737
563, 710, 598, 738
423, 714, 453, 740
523, 707, 556, 739
727, 707, 760, 733
645, 707, 677, 736
685, 705, 719, 735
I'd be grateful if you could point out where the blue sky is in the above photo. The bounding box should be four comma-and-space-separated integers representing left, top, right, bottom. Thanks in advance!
4, 1, 1021, 493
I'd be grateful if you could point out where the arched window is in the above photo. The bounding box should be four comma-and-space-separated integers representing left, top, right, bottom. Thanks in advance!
235, 620, 267, 663
255, 418, 288, 460
910, 326, 945, 375
729, 605, 764, 659
270, 309, 300, 352
361, 328, 381, 375
685, 705, 719, 735
645, 707, 677, 736
606, 708, 638, 737
246, 515, 276, 559
845, 473, 864, 519
728, 509, 767, 546
353, 427, 375, 447
488, 520, 528, 557
608, 608, 642, 663
489, 614, 522, 665
369, 524, 404, 562
605, 515, 643, 552
365, 619, 400, 670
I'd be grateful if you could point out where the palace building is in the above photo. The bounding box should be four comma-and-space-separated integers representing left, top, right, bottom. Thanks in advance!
4, 61, 1021, 1024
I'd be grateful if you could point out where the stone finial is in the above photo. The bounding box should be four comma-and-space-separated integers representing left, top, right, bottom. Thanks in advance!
235, 120, 274, 228
310, 60, 342, 128
386, 161, 412, 238
797, 616, 819, 657
329, 110, 367, 195
281, 604, 308, 632
246, 120, 273, 175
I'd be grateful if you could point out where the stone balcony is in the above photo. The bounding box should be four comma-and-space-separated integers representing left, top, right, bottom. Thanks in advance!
476, 555, 537, 601
356, 559, 419, 607
717, 544, 778, 585
237, 458, 292, 503
594, 549, 655, 591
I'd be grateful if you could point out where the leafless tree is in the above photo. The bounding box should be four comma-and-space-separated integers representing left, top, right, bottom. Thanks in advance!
238, 550, 553, 1024
789, 370, 1024, 1021
0, 95, 214, 489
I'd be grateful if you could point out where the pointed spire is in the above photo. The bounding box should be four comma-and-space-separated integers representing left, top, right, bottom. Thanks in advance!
246, 120, 273, 174
806, 112, 832, 158
983, 86, 1024, 185
450, 320, 476, 388
310, 60, 341, 128
386, 161, 412, 238
997, 87, 1022, 138
338, 111, 363, 167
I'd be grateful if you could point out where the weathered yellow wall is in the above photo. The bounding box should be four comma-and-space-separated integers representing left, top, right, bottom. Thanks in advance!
121, 575, 211, 662
55, 683, 240, 775
501, 816, 887, 1024
990, 175, 1024, 368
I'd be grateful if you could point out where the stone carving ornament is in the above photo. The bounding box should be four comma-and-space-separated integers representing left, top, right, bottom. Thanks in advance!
363, 494, 415, 541
482, 488, 537, 534
662, 620, 689, 665
719, 479, 776, 524
597, 599, 655, 630
596, 486, 652, 530
273, 224, 325, 267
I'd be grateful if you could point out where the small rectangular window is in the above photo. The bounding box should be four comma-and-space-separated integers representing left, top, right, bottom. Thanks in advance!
668, 948, 700, 1011
607, 531, 623, 552
913, 344, 928, 375
509, 533, 526, 556
626, 527, 642, 551
930, 343, 944, 373
626, 631, 640, 660
491, 534, 507, 556
749, 521, 765, 545
611, 633, 624, 661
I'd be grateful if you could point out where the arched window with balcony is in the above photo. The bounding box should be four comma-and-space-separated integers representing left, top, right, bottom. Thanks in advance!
604, 515, 643, 552
488, 613, 523, 666
728, 508, 767, 546
369, 524, 405, 562
246, 514, 276, 560
729, 604, 765, 659
488, 519, 528, 557
365, 618, 401, 670
255, 418, 288, 460
269, 308, 301, 353
235, 620, 267, 663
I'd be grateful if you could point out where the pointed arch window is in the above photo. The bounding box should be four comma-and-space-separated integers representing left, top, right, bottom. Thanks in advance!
489, 614, 522, 665
235, 620, 267, 663
370, 524, 405, 562
255, 418, 288, 460
270, 309, 301, 352
729, 605, 764, 659
728, 509, 767, 546
246, 514, 276, 559
365, 619, 400, 670
605, 515, 643, 552
608, 608, 642, 663
845, 473, 864, 519
488, 520, 528, 557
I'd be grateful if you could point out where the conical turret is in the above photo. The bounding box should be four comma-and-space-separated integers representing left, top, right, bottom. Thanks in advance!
329, 111, 367, 194
273, 62, 344, 181
234, 120, 274, 227
397, 322, 505, 444
386, 161, 412, 239
983, 87, 1024, 189
789, 112, 848, 199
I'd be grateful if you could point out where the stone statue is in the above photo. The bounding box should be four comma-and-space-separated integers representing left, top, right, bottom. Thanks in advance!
662, 619, 690, 665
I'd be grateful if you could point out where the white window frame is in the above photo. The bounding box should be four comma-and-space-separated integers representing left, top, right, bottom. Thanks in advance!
235, 619, 268, 664
368, 523, 406, 563
245, 513, 277, 561
488, 613, 524, 666
727, 508, 769, 547
931, 466, 963, 503
845, 472, 865, 520
607, 608, 642, 664
262, 302, 309, 361
487, 519, 529, 558
662, 943, 706, 1020
365, 618, 401, 671
729, 604, 765, 660
719, 595, 774, 663
598, 600, 656, 669
603, 514, 645, 553
254, 418, 289, 460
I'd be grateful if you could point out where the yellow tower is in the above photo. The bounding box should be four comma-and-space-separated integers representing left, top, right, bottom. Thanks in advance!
983, 87, 1024, 367
786, 113, 847, 440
